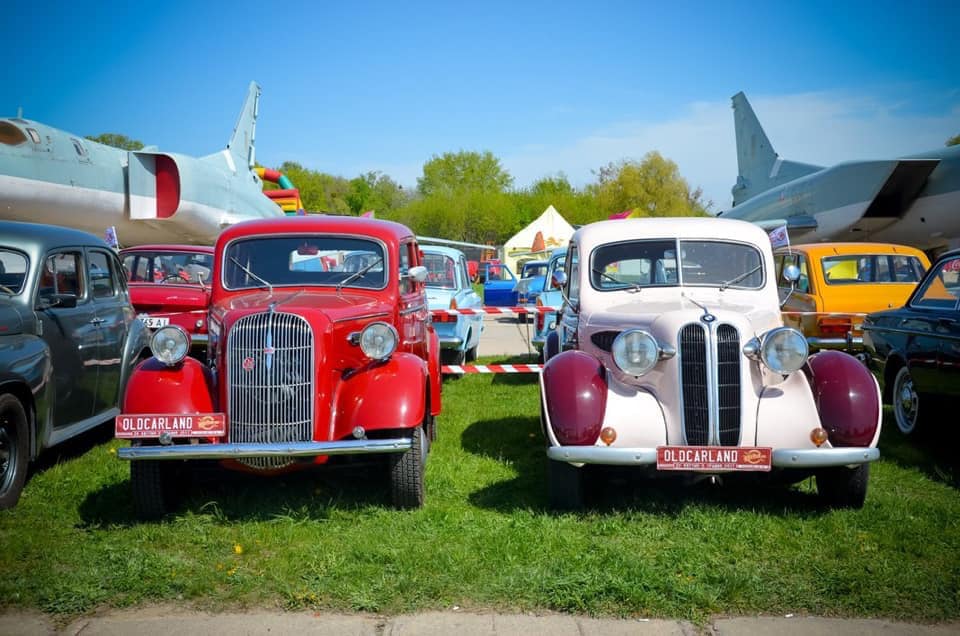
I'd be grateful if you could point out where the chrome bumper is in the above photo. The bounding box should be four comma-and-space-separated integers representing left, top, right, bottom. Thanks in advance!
806, 335, 863, 350
438, 335, 464, 349
547, 446, 879, 468
118, 438, 412, 461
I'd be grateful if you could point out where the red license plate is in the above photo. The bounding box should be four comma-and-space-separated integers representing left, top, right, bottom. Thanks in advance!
656, 446, 772, 472
115, 413, 226, 439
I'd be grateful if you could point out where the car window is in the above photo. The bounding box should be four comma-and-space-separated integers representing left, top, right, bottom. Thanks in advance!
423, 253, 457, 290
459, 256, 470, 289
911, 256, 960, 310
39, 252, 84, 300
567, 244, 580, 305
224, 236, 386, 290
123, 251, 213, 284
88, 250, 116, 298
0, 248, 28, 295
822, 254, 926, 285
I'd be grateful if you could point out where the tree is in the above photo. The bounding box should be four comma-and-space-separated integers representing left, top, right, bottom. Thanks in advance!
589, 152, 708, 218
416, 150, 513, 197
347, 171, 408, 216
85, 133, 143, 151
947, 134, 960, 147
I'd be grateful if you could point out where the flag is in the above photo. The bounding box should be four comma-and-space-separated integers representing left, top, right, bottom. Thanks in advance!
768, 224, 789, 249
104, 226, 119, 249
361, 210, 375, 218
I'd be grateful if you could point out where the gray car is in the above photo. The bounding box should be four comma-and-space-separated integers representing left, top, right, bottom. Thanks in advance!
0, 221, 149, 509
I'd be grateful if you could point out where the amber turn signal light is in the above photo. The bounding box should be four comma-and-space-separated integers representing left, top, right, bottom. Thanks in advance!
599, 427, 617, 446
810, 427, 829, 447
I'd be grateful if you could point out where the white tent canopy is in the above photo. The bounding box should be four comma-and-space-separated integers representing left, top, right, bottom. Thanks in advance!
503, 205, 574, 274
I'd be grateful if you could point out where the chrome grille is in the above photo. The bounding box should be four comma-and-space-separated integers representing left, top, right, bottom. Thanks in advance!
679, 324, 709, 445
717, 324, 741, 446
227, 311, 314, 470
678, 322, 742, 447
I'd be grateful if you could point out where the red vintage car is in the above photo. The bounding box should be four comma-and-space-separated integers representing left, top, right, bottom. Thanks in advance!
120, 244, 214, 354
115, 217, 442, 518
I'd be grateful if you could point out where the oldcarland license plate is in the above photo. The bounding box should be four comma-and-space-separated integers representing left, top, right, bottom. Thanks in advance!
115, 413, 226, 439
656, 446, 772, 471
138, 314, 169, 329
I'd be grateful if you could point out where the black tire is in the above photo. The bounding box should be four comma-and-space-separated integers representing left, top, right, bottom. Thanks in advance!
389, 425, 425, 509
131, 458, 175, 520
465, 332, 478, 363
442, 348, 466, 366
0, 394, 29, 510
548, 459, 584, 510
892, 365, 922, 436
816, 463, 869, 509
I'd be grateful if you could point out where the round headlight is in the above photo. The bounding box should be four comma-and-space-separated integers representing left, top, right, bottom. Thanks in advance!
760, 327, 808, 374
611, 329, 659, 376
360, 322, 398, 360
150, 325, 190, 366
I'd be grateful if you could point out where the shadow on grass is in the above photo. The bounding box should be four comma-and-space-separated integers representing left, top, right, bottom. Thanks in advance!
462, 416, 827, 517
877, 409, 960, 489
78, 460, 395, 526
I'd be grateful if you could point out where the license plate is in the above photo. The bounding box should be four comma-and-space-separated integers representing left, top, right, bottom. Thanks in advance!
138, 314, 169, 329
656, 446, 772, 472
115, 413, 226, 439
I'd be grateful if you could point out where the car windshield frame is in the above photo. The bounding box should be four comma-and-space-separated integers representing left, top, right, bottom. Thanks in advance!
589, 238, 765, 291
221, 234, 389, 292
422, 252, 459, 290
123, 250, 214, 285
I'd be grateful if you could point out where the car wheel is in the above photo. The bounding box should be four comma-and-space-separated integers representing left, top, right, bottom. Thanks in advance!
892, 366, 921, 436
465, 335, 478, 363
816, 463, 869, 509
131, 458, 176, 520
389, 425, 425, 509
548, 459, 584, 510
0, 394, 29, 510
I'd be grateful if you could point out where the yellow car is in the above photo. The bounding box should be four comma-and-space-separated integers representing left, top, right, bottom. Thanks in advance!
774, 243, 930, 351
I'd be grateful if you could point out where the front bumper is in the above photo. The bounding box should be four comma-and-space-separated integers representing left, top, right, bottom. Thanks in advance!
547, 446, 879, 468
118, 438, 412, 461
437, 335, 464, 349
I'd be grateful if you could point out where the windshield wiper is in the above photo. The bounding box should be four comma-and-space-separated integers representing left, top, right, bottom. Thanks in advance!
592, 268, 642, 292
719, 264, 762, 291
230, 257, 273, 296
337, 257, 383, 293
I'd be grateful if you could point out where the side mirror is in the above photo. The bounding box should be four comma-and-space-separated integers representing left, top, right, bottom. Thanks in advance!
783, 265, 800, 283
407, 265, 428, 284
551, 270, 567, 289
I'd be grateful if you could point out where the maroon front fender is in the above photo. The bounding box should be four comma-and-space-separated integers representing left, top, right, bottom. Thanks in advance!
122, 357, 217, 414
542, 350, 607, 446
807, 350, 880, 447
333, 352, 427, 438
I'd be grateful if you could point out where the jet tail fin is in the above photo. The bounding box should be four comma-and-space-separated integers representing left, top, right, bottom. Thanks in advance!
202, 81, 261, 173
731, 92, 821, 206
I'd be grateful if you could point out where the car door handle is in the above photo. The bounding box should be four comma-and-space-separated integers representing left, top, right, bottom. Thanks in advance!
89, 317, 105, 326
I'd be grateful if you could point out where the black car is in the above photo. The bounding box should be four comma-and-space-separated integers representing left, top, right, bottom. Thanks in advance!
0, 221, 149, 508
863, 248, 960, 435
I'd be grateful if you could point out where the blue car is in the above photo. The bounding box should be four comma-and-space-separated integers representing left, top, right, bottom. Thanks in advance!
482, 260, 518, 307
531, 248, 567, 357
422, 246, 484, 365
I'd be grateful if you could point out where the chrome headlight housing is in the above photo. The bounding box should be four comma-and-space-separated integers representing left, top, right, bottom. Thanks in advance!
360, 322, 398, 360
760, 327, 808, 374
150, 325, 190, 366
611, 329, 660, 376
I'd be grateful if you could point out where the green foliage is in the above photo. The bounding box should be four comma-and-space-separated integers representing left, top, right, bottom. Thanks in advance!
346, 171, 408, 216
589, 152, 710, 218
417, 150, 514, 197
947, 134, 960, 147
276, 161, 352, 215
84, 133, 144, 151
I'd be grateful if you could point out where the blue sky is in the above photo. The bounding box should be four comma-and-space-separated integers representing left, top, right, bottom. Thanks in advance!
2, 0, 958, 211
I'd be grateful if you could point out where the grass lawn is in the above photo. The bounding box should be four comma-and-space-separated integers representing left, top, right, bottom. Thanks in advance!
1, 358, 958, 622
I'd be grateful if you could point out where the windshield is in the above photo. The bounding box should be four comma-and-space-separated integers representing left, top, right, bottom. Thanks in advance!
0, 249, 28, 294
522, 263, 548, 278
223, 236, 387, 291
123, 251, 213, 284
590, 239, 764, 290
423, 253, 457, 290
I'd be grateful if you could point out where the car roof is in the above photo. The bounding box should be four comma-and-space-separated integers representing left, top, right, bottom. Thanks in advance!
572, 217, 770, 255
0, 220, 110, 255
774, 242, 929, 257
421, 245, 466, 259
217, 216, 415, 248
120, 244, 214, 254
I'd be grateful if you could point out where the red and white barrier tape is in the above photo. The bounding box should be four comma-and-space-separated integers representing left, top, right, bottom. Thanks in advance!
442, 364, 543, 374
432, 306, 560, 316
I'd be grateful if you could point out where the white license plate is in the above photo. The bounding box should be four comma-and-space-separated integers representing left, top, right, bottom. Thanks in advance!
138, 315, 169, 329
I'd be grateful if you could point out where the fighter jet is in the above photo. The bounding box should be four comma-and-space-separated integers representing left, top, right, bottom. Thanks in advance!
0, 81, 283, 246
720, 91, 960, 252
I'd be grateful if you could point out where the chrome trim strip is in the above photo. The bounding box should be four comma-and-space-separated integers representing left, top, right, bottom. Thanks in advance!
547, 446, 659, 465
118, 438, 412, 461
335, 312, 391, 323
807, 336, 862, 349
772, 447, 879, 467
399, 303, 427, 316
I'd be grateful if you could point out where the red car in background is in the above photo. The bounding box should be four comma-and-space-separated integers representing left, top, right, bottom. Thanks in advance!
120, 245, 214, 354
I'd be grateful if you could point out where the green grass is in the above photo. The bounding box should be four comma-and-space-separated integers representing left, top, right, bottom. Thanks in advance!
1, 358, 958, 623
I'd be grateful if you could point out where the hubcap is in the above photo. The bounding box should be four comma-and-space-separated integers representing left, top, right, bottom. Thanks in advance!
0, 418, 14, 491
896, 373, 918, 431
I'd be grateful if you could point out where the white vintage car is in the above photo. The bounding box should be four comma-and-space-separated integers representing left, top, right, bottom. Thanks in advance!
541, 218, 882, 509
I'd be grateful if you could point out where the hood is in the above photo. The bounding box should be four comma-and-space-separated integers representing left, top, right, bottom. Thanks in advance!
128, 283, 210, 312
0, 299, 23, 336
216, 289, 393, 323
